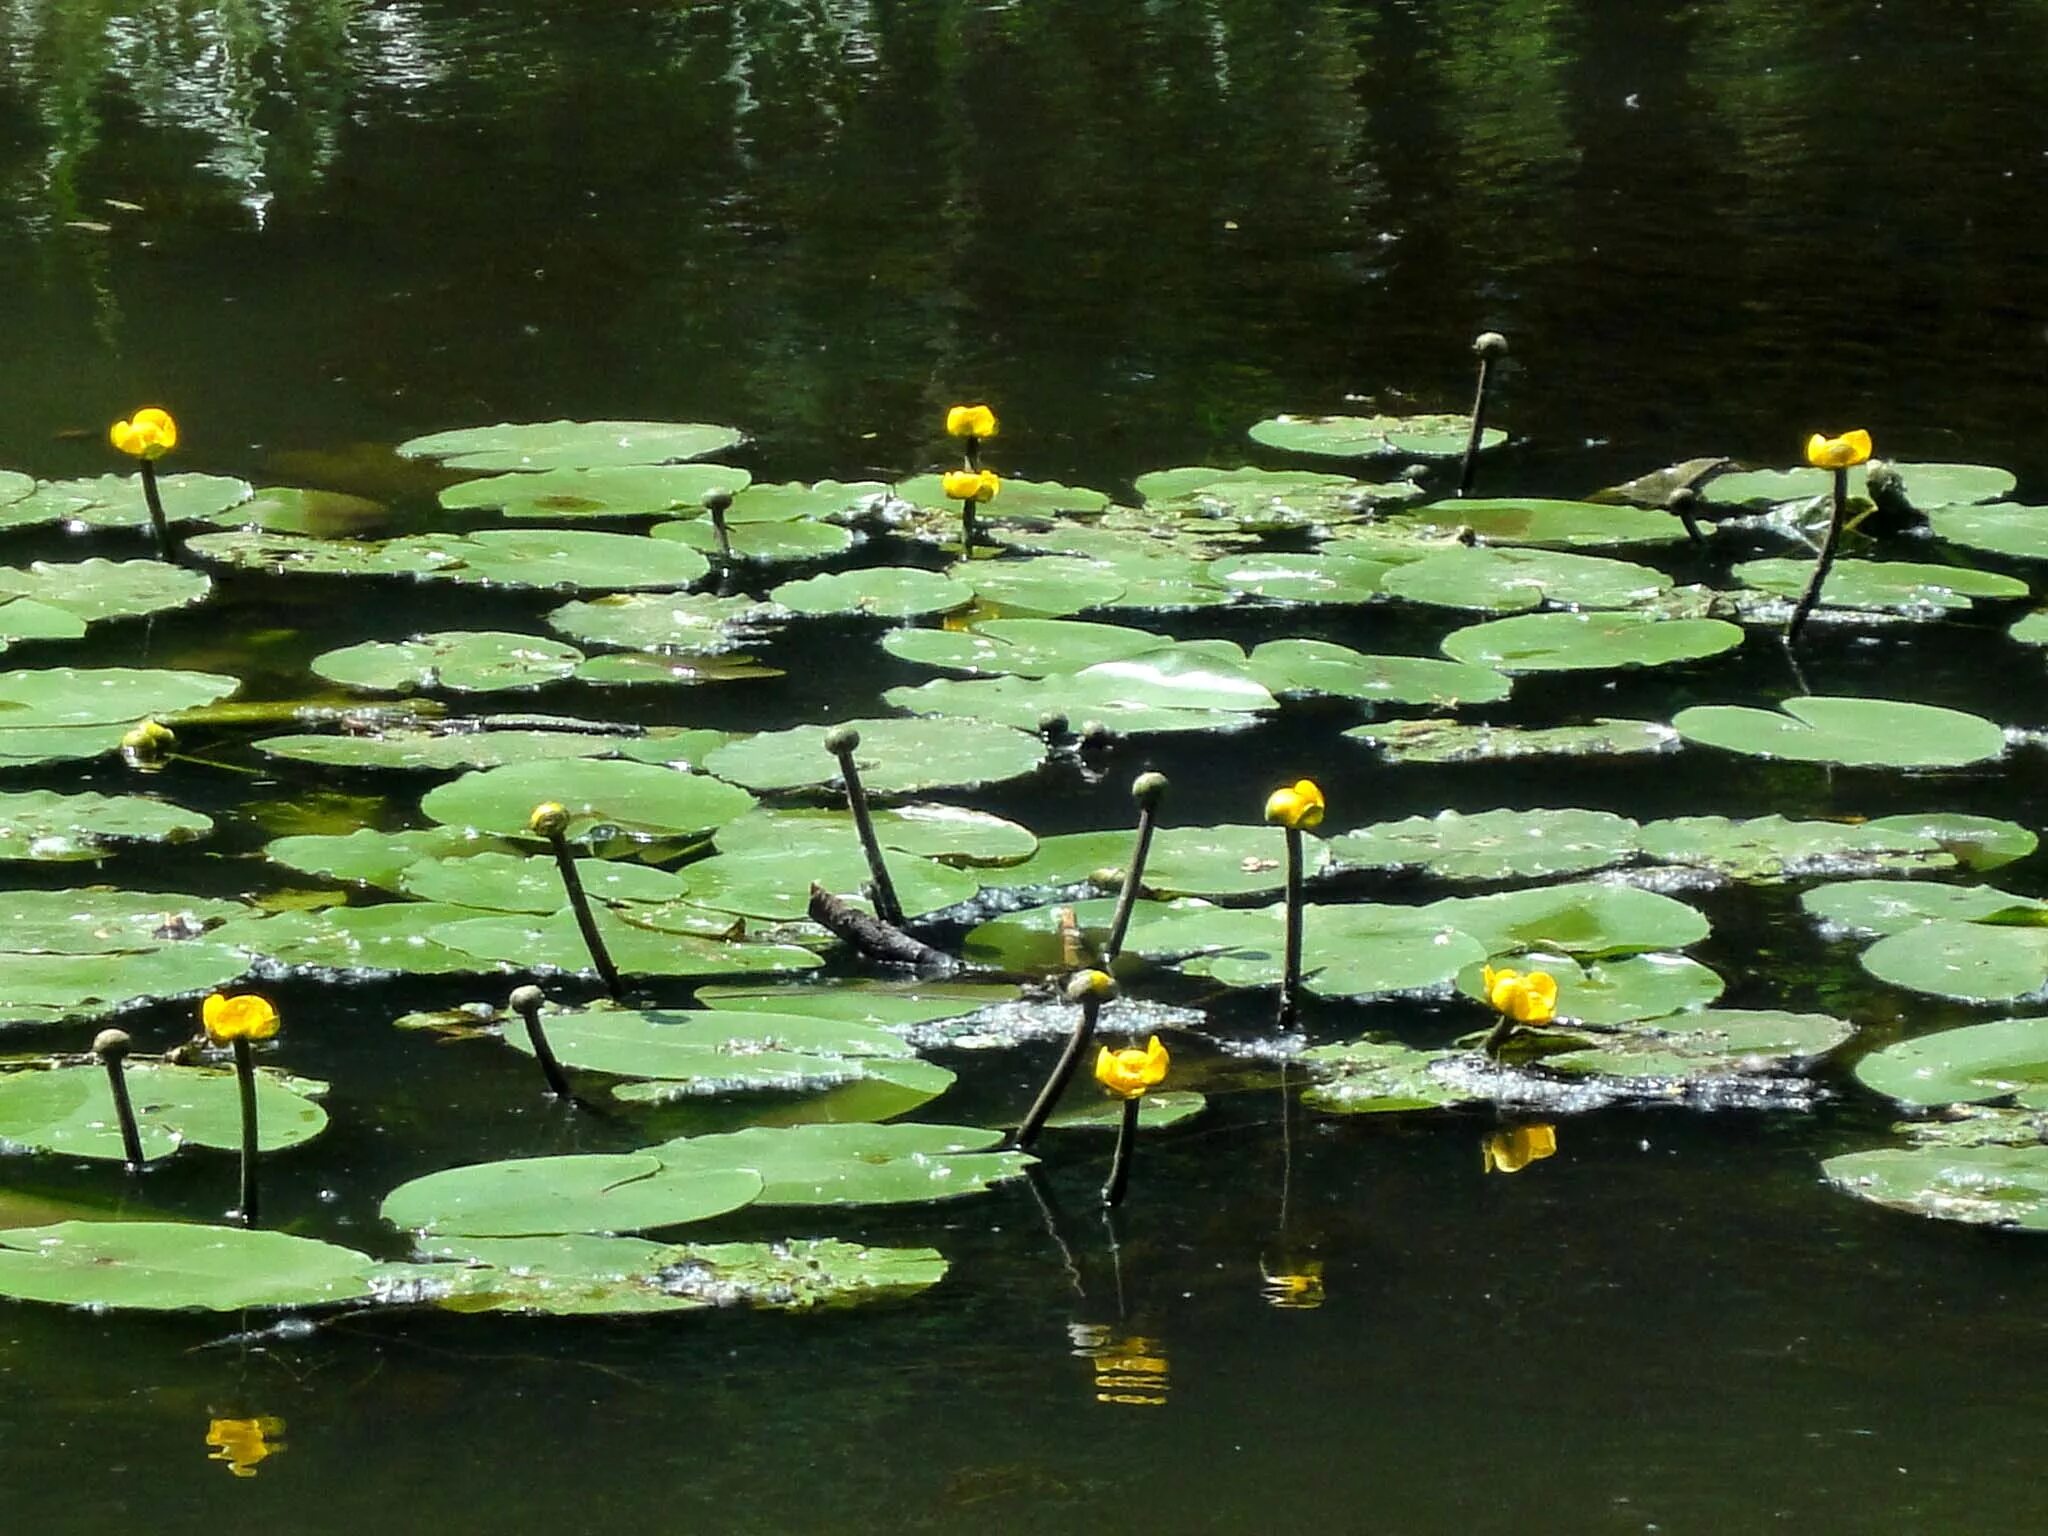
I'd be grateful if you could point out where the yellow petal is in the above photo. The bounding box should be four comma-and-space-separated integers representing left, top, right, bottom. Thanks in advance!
945, 404, 998, 439
1804, 433, 1833, 468
202, 992, 280, 1043
941, 470, 982, 502
972, 470, 1000, 504
1290, 779, 1326, 829
1486, 969, 1523, 1014
1512, 970, 1558, 1025
1139, 1035, 1170, 1087
1264, 787, 1303, 827
1838, 428, 1872, 466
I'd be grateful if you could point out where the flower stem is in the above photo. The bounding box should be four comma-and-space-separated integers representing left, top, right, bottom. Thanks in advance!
1786, 466, 1849, 646
1104, 773, 1169, 963
1279, 825, 1305, 1027
826, 727, 906, 929
93, 1030, 145, 1170
1101, 1094, 1140, 1208
1480, 1015, 1517, 1060
545, 828, 622, 999
233, 1037, 260, 1228
139, 459, 172, 561
1457, 333, 1507, 499
1013, 991, 1102, 1151
510, 985, 572, 1098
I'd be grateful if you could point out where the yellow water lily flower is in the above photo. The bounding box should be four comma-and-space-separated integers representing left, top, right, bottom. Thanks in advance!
109, 407, 178, 460
945, 404, 998, 440
1482, 965, 1557, 1025
1804, 429, 1872, 470
202, 993, 280, 1043
206, 1416, 285, 1478
941, 468, 1000, 503
1263, 778, 1326, 831
1094, 1035, 1170, 1098
1482, 1123, 1559, 1174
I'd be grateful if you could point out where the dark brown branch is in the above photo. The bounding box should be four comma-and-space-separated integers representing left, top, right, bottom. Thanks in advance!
807, 883, 957, 970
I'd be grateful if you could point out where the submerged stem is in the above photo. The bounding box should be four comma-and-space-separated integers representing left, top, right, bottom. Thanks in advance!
233, 1038, 260, 1228
139, 459, 172, 561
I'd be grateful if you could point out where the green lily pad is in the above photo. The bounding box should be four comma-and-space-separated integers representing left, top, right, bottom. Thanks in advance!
1330, 808, 1641, 883
0, 1221, 375, 1310
989, 823, 1327, 900
715, 805, 1035, 868
1249, 412, 1500, 460
720, 480, 890, 522
1007, 532, 1235, 610
267, 827, 523, 892
1672, 697, 2006, 769
1544, 1008, 1851, 1078
1247, 639, 1512, 706
1854, 1016, 2048, 1109
1641, 815, 1964, 882
0, 889, 242, 954
214, 486, 388, 536
1861, 920, 2048, 1002
0, 790, 210, 861
422, 758, 755, 841
440, 463, 751, 519
1823, 1144, 2048, 1231
0, 1062, 327, 1162
396, 420, 745, 472
219, 903, 495, 977
882, 618, 1169, 678
648, 1122, 1032, 1206
0, 667, 237, 728
1389, 498, 1684, 550
769, 567, 973, 620
1380, 546, 1672, 614
423, 528, 713, 591
1043, 1091, 1207, 1131
1929, 503, 2048, 562
702, 717, 1044, 796
1204, 552, 1397, 604
382, 1152, 765, 1237
1704, 462, 2015, 510
949, 557, 1129, 616
613, 1055, 957, 1118
1136, 465, 1375, 527
1731, 558, 2028, 614
695, 979, 1014, 1028
547, 592, 780, 655
436, 907, 822, 979
5, 472, 253, 531
895, 475, 1111, 518
1803, 878, 2047, 937
257, 727, 689, 775
312, 631, 585, 694
499, 1005, 914, 1086
1299, 1038, 1476, 1114
1345, 717, 1678, 764
0, 559, 212, 628
1441, 611, 1743, 673
398, 852, 690, 913
1430, 881, 1710, 958
675, 844, 979, 921
654, 515, 853, 561
1461, 951, 1724, 1026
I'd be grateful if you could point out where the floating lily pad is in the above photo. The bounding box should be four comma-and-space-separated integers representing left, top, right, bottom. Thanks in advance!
1542, 1007, 1849, 1078
423, 528, 712, 591
990, 823, 1327, 900
0, 1222, 375, 1310
399, 852, 690, 912
1823, 1144, 2048, 1231
1441, 611, 1743, 673
258, 727, 695, 775
0, 667, 237, 728
573, 651, 781, 687
1345, 717, 1678, 764
0, 560, 211, 629
1704, 462, 2015, 510
1731, 558, 2028, 614
648, 1122, 1032, 1206
1641, 815, 1964, 882
1330, 808, 1641, 883
1430, 881, 1710, 958
267, 827, 522, 892
1381, 546, 1672, 613
422, 758, 755, 841
894, 475, 1111, 518
1249, 413, 1500, 460
0, 888, 243, 955
1860, 920, 2048, 1003
1136, 465, 1374, 528
397, 420, 745, 472
883, 618, 1168, 678
1390, 498, 1684, 550
0, 790, 210, 861
1204, 552, 1397, 604
547, 591, 780, 655
1299, 1038, 1476, 1113
1, 472, 253, 531
215, 486, 388, 536
0, 1062, 327, 1162
441, 463, 750, 519
312, 631, 585, 694
219, 902, 496, 977
696, 979, 1014, 1028
1672, 696, 2005, 769
1043, 1091, 1206, 1131
654, 516, 852, 561
676, 844, 978, 922
382, 1152, 765, 1237
1247, 639, 1512, 706
769, 567, 972, 620
721, 480, 889, 523
716, 804, 1034, 868
1854, 1016, 2048, 1109
436, 907, 821, 979
1803, 878, 2047, 938
499, 1005, 914, 1087
948, 557, 1129, 616
1928, 503, 2048, 562
702, 718, 1044, 796
1505, 952, 1725, 1026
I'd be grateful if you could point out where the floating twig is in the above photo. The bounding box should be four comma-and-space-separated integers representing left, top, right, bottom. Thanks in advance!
807, 882, 956, 970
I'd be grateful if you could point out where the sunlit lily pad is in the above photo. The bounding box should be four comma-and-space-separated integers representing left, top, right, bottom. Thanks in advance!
1480, 951, 1725, 1026
1247, 638, 1511, 706
440, 463, 750, 519
1801, 878, 2047, 938
547, 591, 780, 654
1249, 412, 1500, 460
1204, 551, 1400, 605
1430, 881, 1709, 958
1704, 462, 2015, 510
397, 420, 745, 472
696, 979, 1014, 1028
0, 1222, 375, 1310
654, 516, 852, 561
1927, 503, 2048, 562
258, 726, 716, 775
1641, 815, 1967, 882
215, 486, 388, 536
1854, 1016, 2048, 1109
675, 844, 978, 921
1542, 1007, 1849, 1077
721, 480, 890, 523
702, 718, 1044, 796
895, 475, 1111, 518
1345, 717, 1678, 764
1860, 920, 2048, 1003
312, 631, 585, 693
436, 907, 821, 979
948, 557, 1129, 616
1731, 558, 2028, 614
990, 823, 1327, 900
0, 560, 211, 630
769, 567, 972, 620
882, 618, 1168, 678
1043, 1091, 1206, 1131
422, 758, 755, 841
0, 790, 210, 861
1380, 546, 1671, 614
1330, 808, 1640, 883
0, 472, 252, 531
648, 1122, 1032, 1206
0, 1062, 327, 1161
1389, 498, 1684, 550
1672, 697, 2005, 769
267, 827, 522, 892
0, 667, 237, 728
1823, 1144, 2048, 1231
1441, 611, 1743, 673
498, 1004, 915, 1088
713, 804, 1034, 867
1136, 466, 1374, 529
399, 852, 690, 912
219, 902, 495, 977
382, 1152, 765, 1237
1298, 1038, 1476, 1113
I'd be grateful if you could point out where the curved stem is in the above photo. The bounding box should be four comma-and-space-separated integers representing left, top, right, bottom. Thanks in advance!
833, 745, 906, 928
233, 1039, 260, 1228
1103, 806, 1159, 963
1786, 466, 1849, 645
710, 505, 735, 565
1457, 356, 1496, 499
1279, 827, 1305, 1027
513, 992, 573, 1098
139, 459, 172, 561
101, 1056, 145, 1170
546, 829, 622, 998
1101, 1094, 1140, 1207
1013, 995, 1101, 1150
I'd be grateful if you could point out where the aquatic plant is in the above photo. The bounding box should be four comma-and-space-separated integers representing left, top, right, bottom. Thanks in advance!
944, 403, 1000, 554
1786, 428, 1873, 643
1095, 1035, 1169, 1207
200, 992, 280, 1227
1264, 778, 1325, 1025
108, 406, 178, 559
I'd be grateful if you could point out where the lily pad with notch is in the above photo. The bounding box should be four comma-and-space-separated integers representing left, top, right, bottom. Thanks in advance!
421, 758, 756, 841
440, 463, 751, 519
702, 717, 1044, 796
1672, 696, 2005, 769
397, 420, 745, 472
1441, 611, 1743, 674
0, 1061, 328, 1162
1330, 808, 1641, 883
1249, 412, 1501, 460
0, 1222, 376, 1311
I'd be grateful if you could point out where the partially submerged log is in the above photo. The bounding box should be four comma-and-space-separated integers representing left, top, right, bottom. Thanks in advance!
808, 883, 957, 971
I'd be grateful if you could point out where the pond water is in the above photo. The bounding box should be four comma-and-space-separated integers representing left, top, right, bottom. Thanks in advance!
5, 1, 2048, 1531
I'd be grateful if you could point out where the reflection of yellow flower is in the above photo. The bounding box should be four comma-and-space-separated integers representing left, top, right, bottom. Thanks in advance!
1482, 965, 1558, 1026
1069, 1323, 1168, 1406
1263, 779, 1326, 831
1259, 1259, 1325, 1309
941, 468, 1000, 503
1094, 1035, 1169, 1099
945, 404, 998, 440
110, 407, 178, 460
202, 993, 280, 1043
1804, 430, 1872, 470
1482, 1123, 1559, 1174
206, 1416, 286, 1478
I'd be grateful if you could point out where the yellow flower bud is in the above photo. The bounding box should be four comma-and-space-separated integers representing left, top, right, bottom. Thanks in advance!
945, 404, 998, 440
941, 469, 1000, 504
109, 407, 178, 461
1262, 778, 1326, 831
1094, 1035, 1170, 1099
202, 992, 280, 1043
528, 801, 570, 838
1804, 429, 1872, 470
120, 718, 175, 756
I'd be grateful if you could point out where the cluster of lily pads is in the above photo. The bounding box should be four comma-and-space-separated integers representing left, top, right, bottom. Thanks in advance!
3, 379, 2048, 1317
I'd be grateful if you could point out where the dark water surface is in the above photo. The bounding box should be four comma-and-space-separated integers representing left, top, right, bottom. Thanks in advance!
4, 2, 2048, 1531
